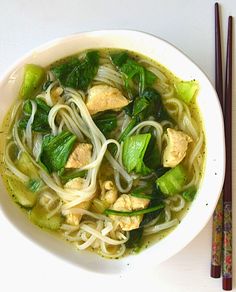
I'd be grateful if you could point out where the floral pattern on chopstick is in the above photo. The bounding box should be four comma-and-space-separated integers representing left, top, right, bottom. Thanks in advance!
211, 194, 223, 266
223, 202, 232, 278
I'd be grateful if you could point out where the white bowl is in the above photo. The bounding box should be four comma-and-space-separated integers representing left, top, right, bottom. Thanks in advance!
0, 30, 225, 273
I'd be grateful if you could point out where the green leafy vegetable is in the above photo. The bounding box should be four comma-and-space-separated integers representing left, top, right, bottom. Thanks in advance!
15, 151, 39, 179
143, 133, 161, 170
125, 228, 143, 249
118, 117, 137, 143
27, 179, 42, 193
51, 51, 99, 91
40, 131, 77, 173
110, 52, 129, 67
104, 203, 164, 216
175, 80, 198, 104
130, 191, 155, 200
134, 87, 171, 122
109, 117, 137, 156
140, 202, 165, 227
8, 177, 37, 208
156, 165, 187, 195
111, 52, 156, 96
156, 166, 171, 177
19, 98, 51, 133
30, 203, 64, 230
182, 186, 197, 202
122, 133, 151, 175
19, 64, 46, 99
93, 111, 117, 136
59, 169, 87, 184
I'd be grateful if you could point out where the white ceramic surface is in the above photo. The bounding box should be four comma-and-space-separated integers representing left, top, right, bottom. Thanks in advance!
0, 30, 225, 273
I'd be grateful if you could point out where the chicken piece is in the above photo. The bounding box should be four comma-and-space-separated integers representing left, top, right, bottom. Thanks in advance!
65, 201, 90, 226
86, 85, 129, 115
110, 194, 149, 231
163, 128, 192, 168
100, 180, 118, 205
65, 143, 92, 169
64, 177, 86, 189
64, 177, 90, 225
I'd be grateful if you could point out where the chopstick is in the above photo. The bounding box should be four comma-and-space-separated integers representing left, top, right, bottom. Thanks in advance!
211, 4, 233, 290
222, 15, 233, 291
211, 2, 224, 279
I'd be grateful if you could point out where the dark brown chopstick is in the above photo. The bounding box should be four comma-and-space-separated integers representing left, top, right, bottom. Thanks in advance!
222, 15, 233, 291
211, 2, 224, 279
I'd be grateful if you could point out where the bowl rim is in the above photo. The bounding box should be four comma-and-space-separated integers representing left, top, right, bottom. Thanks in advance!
0, 29, 225, 273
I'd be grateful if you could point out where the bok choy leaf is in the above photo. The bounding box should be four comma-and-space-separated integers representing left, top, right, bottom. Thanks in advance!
19, 98, 51, 133
18, 64, 46, 99
51, 51, 99, 91
93, 111, 117, 137
122, 133, 152, 175
40, 131, 77, 173
133, 87, 171, 122
110, 52, 156, 96
175, 80, 198, 104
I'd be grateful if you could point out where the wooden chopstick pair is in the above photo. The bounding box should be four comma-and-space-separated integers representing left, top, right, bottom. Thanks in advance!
211, 3, 233, 291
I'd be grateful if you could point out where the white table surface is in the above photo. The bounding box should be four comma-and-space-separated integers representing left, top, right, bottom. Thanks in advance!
0, 0, 235, 291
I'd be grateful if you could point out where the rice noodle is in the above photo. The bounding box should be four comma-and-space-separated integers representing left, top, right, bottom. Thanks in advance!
143, 219, 179, 236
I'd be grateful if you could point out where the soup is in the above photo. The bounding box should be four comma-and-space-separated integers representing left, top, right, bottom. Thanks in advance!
0, 49, 205, 258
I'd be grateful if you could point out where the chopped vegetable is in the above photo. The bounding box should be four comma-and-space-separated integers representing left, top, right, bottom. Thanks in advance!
40, 131, 77, 173
104, 203, 164, 216
122, 133, 151, 175
156, 166, 171, 177
16, 151, 39, 179
8, 177, 37, 208
111, 52, 156, 96
118, 117, 137, 143
51, 51, 99, 91
93, 111, 117, 136
141, 206, 164, 227
175, 80, 198, 104
135, 87, 171, 122
108, 117, 137, 156
59, 169, 87, 184
130, 185, 157, 200
125, 228, 143, 249
143, 133, 161, 170
19, 64, 46, 99
27, 179, 42, 192
110, 51, 129, 67
29, 203, 63, 230
156, 165, 187, 195
12, 152, 42, 206
130, 190, 154, 200
19, 98, 51, 133
182, 186, 197, 202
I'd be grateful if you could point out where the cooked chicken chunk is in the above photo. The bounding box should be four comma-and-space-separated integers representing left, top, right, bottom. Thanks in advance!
110, 194, 149, 231
65, 201, 90, 226
163, 128, 192, 168
64, 177, 90, 225
86, 85, 129, 115
65, 143, 92, 169
100, 180, 118, 205
64, 177, 85, 189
